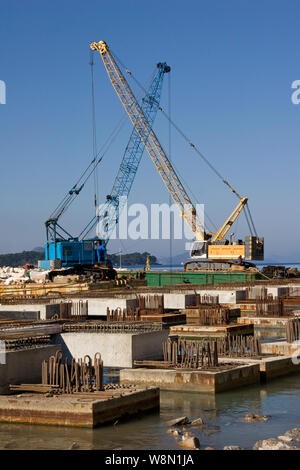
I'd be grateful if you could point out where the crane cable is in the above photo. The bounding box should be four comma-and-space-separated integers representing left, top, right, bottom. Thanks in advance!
49, 59, 157, 226
168, 69, 172, 271
49, 116, 126, 221
111, 48, 259, 238
90, 50, 99, 209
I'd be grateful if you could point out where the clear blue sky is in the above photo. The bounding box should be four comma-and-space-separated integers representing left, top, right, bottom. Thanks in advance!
0, 0, 299, 261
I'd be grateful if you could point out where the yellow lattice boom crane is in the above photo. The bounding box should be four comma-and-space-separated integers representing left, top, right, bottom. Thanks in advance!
91, 40, 264, 271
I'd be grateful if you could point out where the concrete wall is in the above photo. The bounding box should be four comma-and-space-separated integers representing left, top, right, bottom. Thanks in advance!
52, 329, 169, 368
76, 298, 138, 316
70, 289, 246, 316
194, 289, 246, 304
120, 362, 260, 393
0, 311, 40, 320
267, 287, 289, 298
0, 344, 61, 394
0, 304, 60, 320
245, 286, 289, 299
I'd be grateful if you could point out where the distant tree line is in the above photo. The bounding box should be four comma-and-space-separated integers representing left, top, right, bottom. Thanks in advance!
0, 250, 159, 267
0, 251, 41, 267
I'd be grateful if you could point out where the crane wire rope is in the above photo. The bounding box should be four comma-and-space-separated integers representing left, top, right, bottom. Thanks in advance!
49, 66, 157, 223
168, 69, 173, 271
90, 50, 99, 209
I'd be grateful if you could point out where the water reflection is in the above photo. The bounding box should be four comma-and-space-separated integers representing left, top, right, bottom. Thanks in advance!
0, 374, 300, 450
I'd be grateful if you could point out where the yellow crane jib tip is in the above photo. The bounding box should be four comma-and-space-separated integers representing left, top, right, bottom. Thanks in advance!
90, 41, 108, 55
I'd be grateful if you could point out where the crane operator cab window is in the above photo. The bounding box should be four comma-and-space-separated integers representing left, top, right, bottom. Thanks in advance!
190, 241, 208, 259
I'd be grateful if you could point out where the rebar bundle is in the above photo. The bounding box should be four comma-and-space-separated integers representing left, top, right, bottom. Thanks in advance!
217, 335, 261, 357
106, 307, 141, 322
162, 338, 219, 368
42, 351, 104, 393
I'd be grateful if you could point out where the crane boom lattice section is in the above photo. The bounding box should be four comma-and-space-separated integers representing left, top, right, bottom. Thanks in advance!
90, 41, 205, 241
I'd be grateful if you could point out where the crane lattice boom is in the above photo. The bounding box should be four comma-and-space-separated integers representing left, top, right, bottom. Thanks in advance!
90, 40, 205, 241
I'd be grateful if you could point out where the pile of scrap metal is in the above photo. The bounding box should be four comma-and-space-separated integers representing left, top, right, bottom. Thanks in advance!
261, 265, 300, 279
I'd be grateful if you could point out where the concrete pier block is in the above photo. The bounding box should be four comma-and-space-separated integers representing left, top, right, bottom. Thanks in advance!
52, 329, 169, 368
195, 290, 246, 304
169, 323, 254, 340
237, 316, 290, 328
261, 341, 300, 356
85, 298, 138, 316
120, 362, 260, 393
219, 354, 300, 381
0, 387, 159, 427
0, 344, 61, 394
267, 287, 289, 298
0, 304, 60, 320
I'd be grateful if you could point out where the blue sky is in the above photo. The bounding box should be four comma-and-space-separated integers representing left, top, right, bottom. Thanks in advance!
0, 0, 299, 260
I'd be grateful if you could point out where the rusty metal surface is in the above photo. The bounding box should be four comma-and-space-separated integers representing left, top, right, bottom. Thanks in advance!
0, 324, 62, 339
170, 323, 253, 335
63, 321, 164, 333
184, 306, 231, 326
2, 335, 51, 351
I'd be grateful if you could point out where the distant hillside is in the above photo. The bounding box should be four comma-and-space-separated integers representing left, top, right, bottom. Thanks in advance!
108, 252, 159, 267
158, 252, 188, 265
0, 251, 42, 267
0, 250, 159, 268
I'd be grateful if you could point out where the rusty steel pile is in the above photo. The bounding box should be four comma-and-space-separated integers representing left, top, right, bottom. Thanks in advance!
286, 318, 300, 343
41, 351, 104, 393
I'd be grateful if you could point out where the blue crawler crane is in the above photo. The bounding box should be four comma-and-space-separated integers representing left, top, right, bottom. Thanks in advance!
40, 61, 170, 279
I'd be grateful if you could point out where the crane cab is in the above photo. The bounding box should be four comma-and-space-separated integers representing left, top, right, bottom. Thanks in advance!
190, 236, 264, 261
